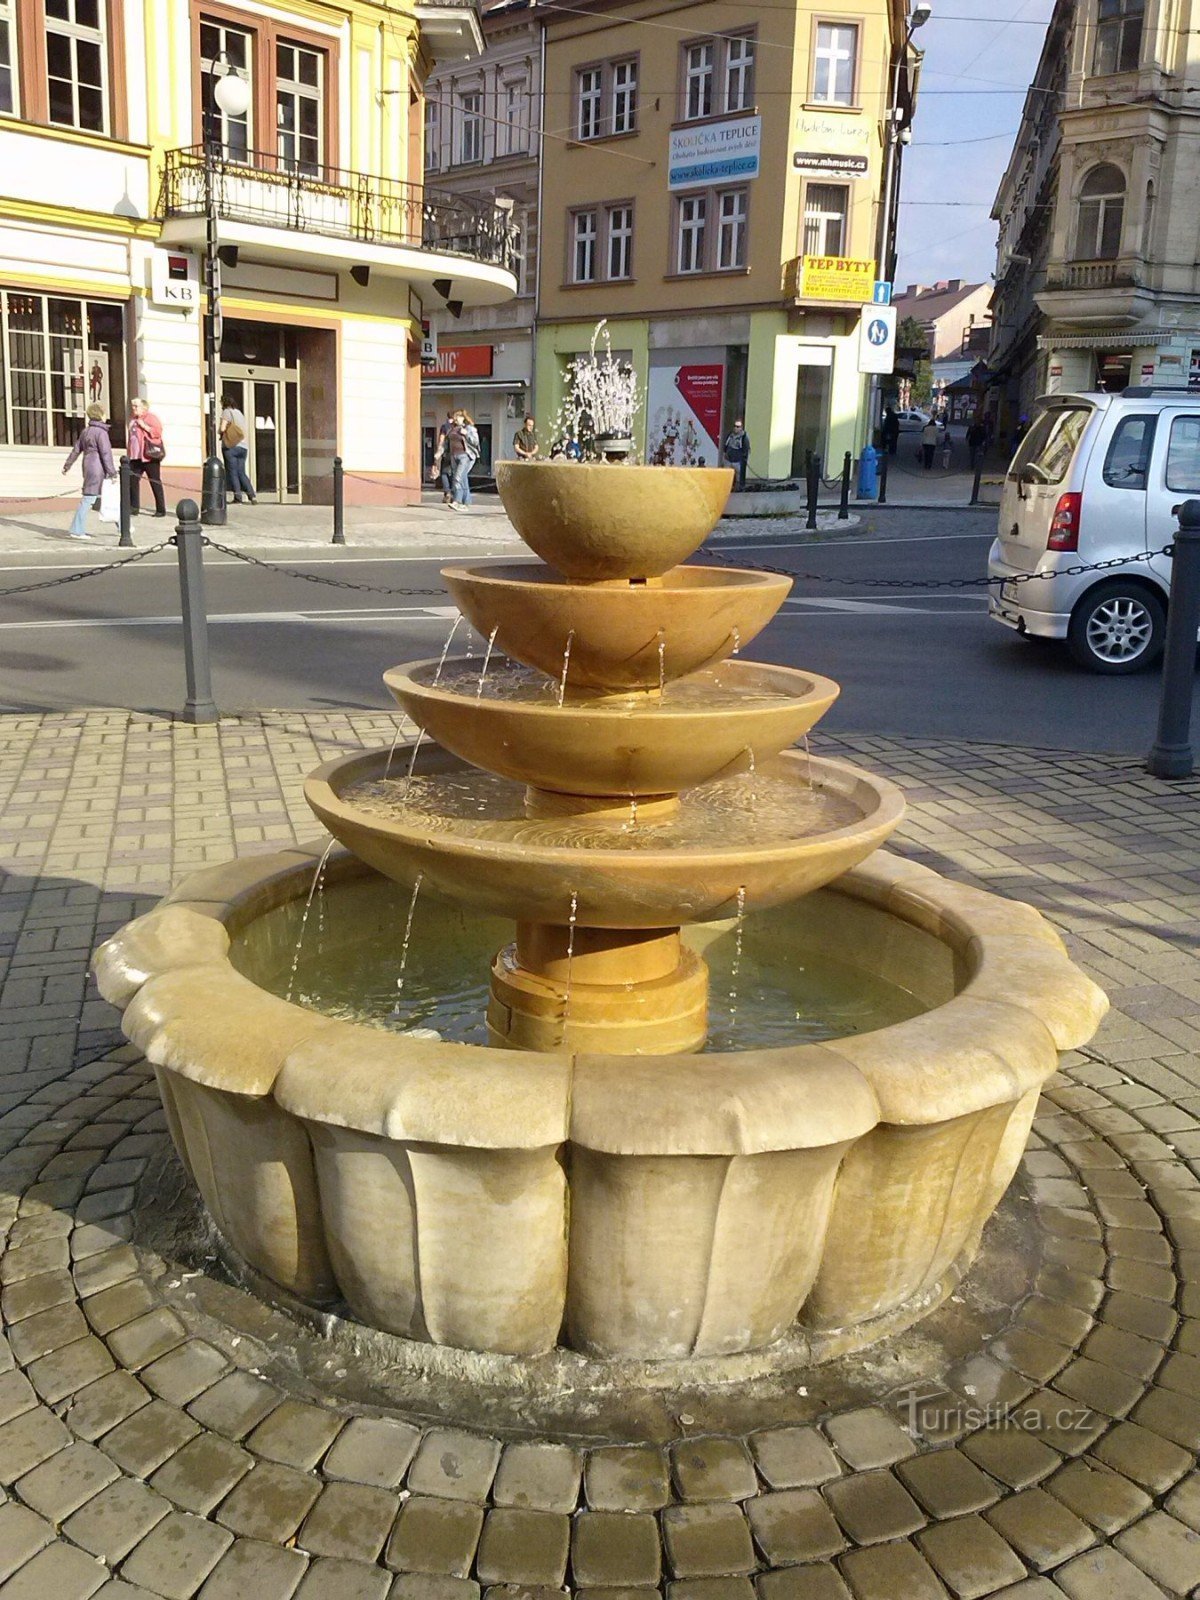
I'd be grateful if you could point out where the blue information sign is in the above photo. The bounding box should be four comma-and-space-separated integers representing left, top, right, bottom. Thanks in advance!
872, 281, 892, 305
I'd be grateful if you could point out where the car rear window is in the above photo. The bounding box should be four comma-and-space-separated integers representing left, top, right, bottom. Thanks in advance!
1009, 405, 1091, 485
1166, 416, 1200, 493
1103, 415, 1156, 489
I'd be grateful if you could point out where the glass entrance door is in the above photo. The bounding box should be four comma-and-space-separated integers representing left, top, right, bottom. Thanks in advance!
219, 370, 301, 503
251, 380, 282, 499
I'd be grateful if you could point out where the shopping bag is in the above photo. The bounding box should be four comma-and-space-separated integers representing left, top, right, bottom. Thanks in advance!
98, 477, 120, 525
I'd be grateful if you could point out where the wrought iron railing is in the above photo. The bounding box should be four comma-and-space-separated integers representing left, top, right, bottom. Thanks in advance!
158, 146, 517, 272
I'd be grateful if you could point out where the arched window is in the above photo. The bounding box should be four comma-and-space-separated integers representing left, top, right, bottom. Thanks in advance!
1077, 164, 1126, 260
1094, 0, 1144, 75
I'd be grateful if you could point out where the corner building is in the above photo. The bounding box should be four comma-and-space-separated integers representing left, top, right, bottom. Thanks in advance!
0, 0, 516, 505
534, 0, 914, 477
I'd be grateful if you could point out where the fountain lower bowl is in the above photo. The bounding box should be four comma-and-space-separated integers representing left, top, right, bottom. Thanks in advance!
93, 839, 1107, 1361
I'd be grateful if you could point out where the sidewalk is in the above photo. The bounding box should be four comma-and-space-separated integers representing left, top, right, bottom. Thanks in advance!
0, 708, 1199, 1595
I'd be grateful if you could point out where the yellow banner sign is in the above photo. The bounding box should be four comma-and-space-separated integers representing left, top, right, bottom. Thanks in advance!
800, 256, 876, 303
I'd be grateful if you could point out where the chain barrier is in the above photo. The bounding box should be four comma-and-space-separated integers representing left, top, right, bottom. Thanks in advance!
708, 545, 1175, 592
199, 538, 444, 598
0, 540, 174, 600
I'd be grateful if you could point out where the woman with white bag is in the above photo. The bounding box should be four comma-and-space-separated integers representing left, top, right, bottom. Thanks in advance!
61, 403, 117, 541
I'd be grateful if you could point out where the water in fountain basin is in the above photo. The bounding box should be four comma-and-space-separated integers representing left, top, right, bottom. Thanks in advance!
437, 660, 797, 710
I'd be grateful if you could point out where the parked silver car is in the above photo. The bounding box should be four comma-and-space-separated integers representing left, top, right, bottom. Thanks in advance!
988, 389, 1200, 672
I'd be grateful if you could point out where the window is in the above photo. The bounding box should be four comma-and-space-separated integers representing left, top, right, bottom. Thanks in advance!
717, 188, 747, 269
1102, 415, 1155, 488
200, 20, 252, 159
677, 194, 706, 273
812, 21, 858, 106
1008, 406, 1091, 486
503, 79, 527, 153
572, 209, 597, 282
424, 97, 439, 170
1077, 163, 1125, 260
612, 58, 637, 134
45, 0, 107, 132
1166, 416, 1200, 494
1094, 0, 1144, 75
0, 0, 16, 116
577, 65, 602, 139
457, 90, 482, 163
684, 41, 714, 119
0, 290, 125, 448
803, 183, 849, 256
276, 40, 322, 175
608, 204, 633, 278
725, 35, 755, 112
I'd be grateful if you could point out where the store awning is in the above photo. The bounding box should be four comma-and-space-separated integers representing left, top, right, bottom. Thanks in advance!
1037, 328, 1195, 351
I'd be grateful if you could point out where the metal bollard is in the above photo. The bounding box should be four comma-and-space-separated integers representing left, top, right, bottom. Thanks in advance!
805, 455, 821, 532
117, 455, 133, 547
970, 457, 984, 507
174, 499, 218, 725
200, 454, 227, 528
1146, 499, 1200, 779
331, 455, 345, 545
838, 451, 852, 521
878, 451, 890, 506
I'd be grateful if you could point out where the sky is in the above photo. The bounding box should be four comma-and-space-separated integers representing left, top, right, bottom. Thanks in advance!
895, 0, 1056, 291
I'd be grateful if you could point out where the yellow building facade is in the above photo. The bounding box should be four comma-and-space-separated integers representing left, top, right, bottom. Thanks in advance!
535, 0, 913, 480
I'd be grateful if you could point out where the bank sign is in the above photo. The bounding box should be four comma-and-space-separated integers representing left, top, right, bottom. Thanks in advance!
669, 116, 761, 191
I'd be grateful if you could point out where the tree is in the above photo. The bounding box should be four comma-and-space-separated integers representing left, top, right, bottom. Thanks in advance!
897, 317, 933, 407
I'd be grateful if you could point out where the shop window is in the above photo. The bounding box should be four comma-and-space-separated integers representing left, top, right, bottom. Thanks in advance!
1076, 163, 1125, 260
812, 21, 858, 106
572, 208, 597, 282
457, 90, 482, 164
45, 0, 107, 133
0, 0, 16, 116
1094, 0, 1144, 75
276, 40, 323, 175
200, 20, 253, 159
1166, 416, 1200, 494
803, 183, 849, 257
608, 203, 633, 279
0, 289, 125, 448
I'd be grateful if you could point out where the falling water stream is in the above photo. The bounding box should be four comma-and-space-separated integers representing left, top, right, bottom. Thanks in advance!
730, 626, 741, 656
476, 626, 500, 699
285, 839, 336, 1002
390, 872, 425, 1015
727, 884, 747, 1032
657, 631, 666, 698
558, 890, 579, 1045
557, 631, 575, 707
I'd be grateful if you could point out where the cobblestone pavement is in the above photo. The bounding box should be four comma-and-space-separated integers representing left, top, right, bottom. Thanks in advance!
3, 711, 1200, 1597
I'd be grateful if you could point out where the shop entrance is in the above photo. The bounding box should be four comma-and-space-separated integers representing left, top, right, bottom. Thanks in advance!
219, 371, 301, 503
791, 360, 832, 477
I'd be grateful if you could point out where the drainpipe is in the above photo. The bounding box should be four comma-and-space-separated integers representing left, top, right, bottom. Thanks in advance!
532, 18, 546, 420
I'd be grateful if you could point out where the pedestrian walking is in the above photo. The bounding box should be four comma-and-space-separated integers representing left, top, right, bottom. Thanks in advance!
128, 397, 167, 517
219, 396, 256, 504
723, 420, 751, 490
921, 418, 939, 470
880, 406, 900, 457
448, 410, 480, 508
966, 417, 987, 471
513, 414, 540, 460
61, 403, 116, 540
939, 421, 953, 471
430, 409, 455, 503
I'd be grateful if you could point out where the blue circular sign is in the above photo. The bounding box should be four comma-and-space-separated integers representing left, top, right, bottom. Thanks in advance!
867, 318, 890, 347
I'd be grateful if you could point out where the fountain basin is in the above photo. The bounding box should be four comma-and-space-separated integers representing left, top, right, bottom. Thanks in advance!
93, 836, 1106, 1361
442, 563, 792, 691
493, 462, 734, 580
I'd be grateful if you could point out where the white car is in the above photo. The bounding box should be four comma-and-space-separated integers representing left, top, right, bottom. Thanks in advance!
895, 408, 932, 432
988, 388, 1200, 672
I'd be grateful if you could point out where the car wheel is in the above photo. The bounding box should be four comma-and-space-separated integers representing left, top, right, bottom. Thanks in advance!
1067, 582, 1165, 674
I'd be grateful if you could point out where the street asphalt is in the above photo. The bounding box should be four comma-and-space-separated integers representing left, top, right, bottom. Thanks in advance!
0, 505, 1182, 758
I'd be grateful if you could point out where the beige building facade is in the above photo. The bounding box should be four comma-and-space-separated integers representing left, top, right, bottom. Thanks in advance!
534, 0, 915, 480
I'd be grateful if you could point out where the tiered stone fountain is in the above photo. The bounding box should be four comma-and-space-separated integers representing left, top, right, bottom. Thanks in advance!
95, 462, 1106, 1371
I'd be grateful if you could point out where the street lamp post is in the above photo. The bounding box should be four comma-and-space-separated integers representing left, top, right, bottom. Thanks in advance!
201, 56, 250, 526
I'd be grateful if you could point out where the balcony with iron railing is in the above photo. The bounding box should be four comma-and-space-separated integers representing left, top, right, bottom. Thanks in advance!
157, 146, 518, 305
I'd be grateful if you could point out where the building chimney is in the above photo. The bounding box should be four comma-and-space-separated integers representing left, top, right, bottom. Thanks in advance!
947, 278, 962, 290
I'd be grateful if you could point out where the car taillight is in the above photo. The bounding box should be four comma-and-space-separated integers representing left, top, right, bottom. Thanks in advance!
1047, 493, 1081, 552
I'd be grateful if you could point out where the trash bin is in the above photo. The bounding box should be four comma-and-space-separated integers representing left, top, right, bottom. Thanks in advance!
857, 444, 880, 501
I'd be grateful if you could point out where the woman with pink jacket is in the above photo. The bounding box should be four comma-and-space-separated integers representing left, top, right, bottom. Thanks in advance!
128, 396, 167, 517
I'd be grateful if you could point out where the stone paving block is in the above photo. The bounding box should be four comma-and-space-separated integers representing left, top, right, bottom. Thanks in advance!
584, 1446, 670, 1512
214, 1460, 322, 1544
492, 1442, 581, 1513
105, 1307, 187, 1371
917, 1514, 1027, 1598
1016, 1297, 1094, 1348
1054, 1357, 1144, 1419
0, 1406, 71, 1483
149, 1431, 254, 1515
187, 1371, 281, 1440
746, 1489, 845, 1565
1046, 1457, 1153, 1534
64, 1372, 150, 1441
896, 1449, 1002, 1518
475, 1508, 571, 1587
7, 1300, 88, 1364
0, 1373, 35, 1429
1131, 1385, 1200, 1450
140, 1342, 230, 1408
0, 1240, 70, 1285
1114, 1509, 1200, 1593
291, 1556, 391, 1600
570, 1511, 661, 1588
194, 1536, 308, 1600
1106, 1258, 1176, 1301
666, 1582, 755, 1600
388, 1579, 479, 1600
989, 1328, 1073, 1386
748, 1428, 840, 1491
985, 1486, 1095, 1571
837, 1540, 947, 1600
1165, 1470, 1200, 1532
15, 1438, 119, 1521
322, 1417, 420, 1490
70, 1219, 133, 1261
72, 1246, 137, 1299
245, 1399, 344, 1471
120, 1510, 234, 1599
60, 1476, 172, 1564
0, 1502, 53, 1582
1091, 1419, 1192, 1493
661, 1504, 757, 1579
100, 1399, 200, 1478
1100, 1291, 1177, 1344
80, 1280, 155, 1339
0, 1540, 108, 1599
1053, 1544, 1170, 1600
296, 1480, 398, 1563
407, 1429, 502, 1503
755, 1567, 852, 1600
1011, 1388, 1106, 1458
824, 1409, 915, 1471
960, 1428, 1060, 1489
384, 1494, 483, 1577
1079, 1324, 1162, 1382
824, 1470, 926, 1546
26, 1334, 114, 1404
671, 1439, 758, 1503
1, 1270, 75, 1325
